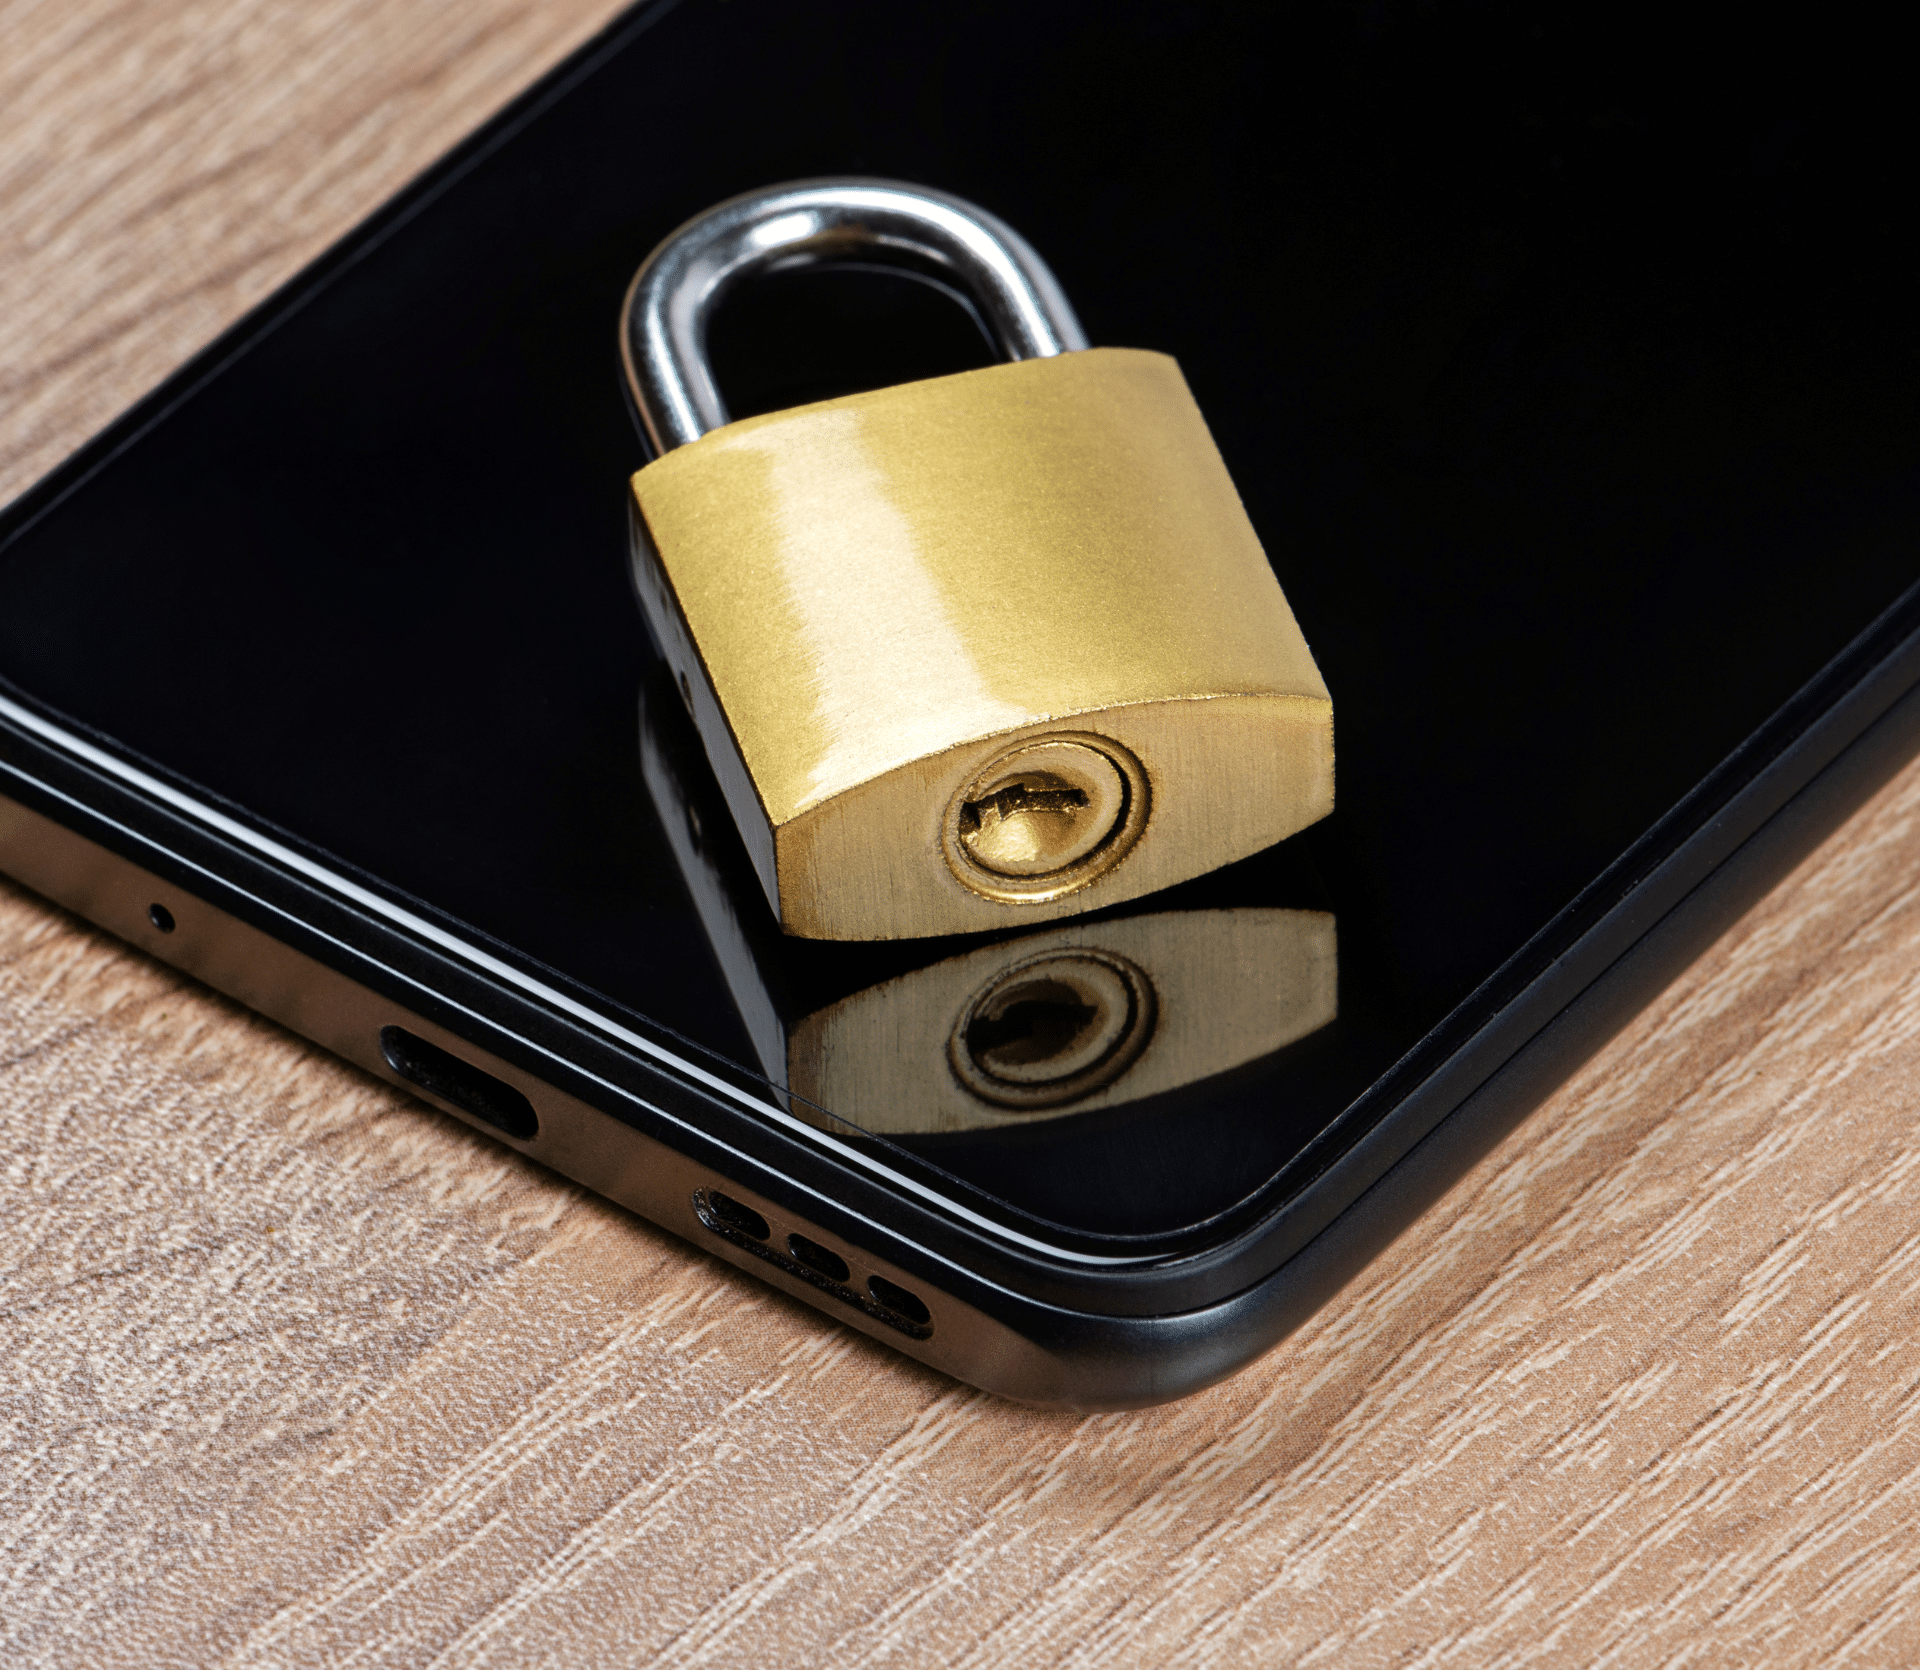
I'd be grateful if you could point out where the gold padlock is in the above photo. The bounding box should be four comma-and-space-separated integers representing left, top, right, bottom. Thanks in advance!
621, 180, 1333, 941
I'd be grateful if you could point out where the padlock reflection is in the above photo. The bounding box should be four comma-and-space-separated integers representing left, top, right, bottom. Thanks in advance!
641, 672, 1336, 1134
787, 909, 1335, 1135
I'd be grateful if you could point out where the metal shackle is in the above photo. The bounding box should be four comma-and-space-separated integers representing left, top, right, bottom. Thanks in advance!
620, 178, 1090, 455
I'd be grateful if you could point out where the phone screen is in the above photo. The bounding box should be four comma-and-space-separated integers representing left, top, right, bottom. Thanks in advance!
3, 0, 1915, 1255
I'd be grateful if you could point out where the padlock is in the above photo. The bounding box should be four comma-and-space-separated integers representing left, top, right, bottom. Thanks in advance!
621, 179, 1333, 941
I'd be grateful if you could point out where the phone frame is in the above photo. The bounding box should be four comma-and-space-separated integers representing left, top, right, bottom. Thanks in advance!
5, 0, 1919, 1408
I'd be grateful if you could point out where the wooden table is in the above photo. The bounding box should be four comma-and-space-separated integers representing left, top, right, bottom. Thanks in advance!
7, 3, 1920, 1662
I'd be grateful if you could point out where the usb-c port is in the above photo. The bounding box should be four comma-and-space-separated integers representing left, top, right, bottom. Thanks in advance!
379, 1025, 538, 1141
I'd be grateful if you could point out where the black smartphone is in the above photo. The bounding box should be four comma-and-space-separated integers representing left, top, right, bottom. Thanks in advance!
3, 0, 1916, 1408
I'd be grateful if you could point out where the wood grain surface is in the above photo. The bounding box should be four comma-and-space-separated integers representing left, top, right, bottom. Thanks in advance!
6, 2, 1920, 1663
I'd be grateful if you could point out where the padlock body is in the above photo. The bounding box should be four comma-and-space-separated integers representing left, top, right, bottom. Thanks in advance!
628, 347, 1333, 940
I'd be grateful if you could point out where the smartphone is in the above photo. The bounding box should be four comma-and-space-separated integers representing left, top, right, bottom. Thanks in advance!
3, 0, 1916, 1408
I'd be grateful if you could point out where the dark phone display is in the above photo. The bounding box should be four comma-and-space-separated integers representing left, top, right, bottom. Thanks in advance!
2, 0, 1915, 1251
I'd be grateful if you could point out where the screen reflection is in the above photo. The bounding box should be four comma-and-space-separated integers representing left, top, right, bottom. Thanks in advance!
639, 667, 1336, 1138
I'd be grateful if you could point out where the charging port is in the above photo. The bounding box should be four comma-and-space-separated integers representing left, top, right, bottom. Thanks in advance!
379, 1026, 538, 1141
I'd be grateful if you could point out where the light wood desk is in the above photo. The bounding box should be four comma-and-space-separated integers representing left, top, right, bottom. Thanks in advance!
6, 3, 1920, 1662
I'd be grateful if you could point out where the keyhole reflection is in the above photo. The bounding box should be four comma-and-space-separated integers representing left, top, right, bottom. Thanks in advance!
950, 952, 1154, 1110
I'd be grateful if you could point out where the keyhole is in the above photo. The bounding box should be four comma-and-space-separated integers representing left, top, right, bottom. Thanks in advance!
948, 738, 1137, 891
956, 776, 1099, 875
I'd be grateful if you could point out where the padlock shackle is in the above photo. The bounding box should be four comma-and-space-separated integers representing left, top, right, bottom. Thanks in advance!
621, 178, 1090, 454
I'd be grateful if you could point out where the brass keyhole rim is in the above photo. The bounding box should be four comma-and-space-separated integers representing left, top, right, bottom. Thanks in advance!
947, 947, 1157, 1112
941, 732, 1150, 904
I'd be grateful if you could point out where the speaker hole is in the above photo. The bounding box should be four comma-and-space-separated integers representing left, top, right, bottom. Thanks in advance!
705, 1190, 771, 1242
867, 1276, 930, 1327
787, 1233, 850, 1284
